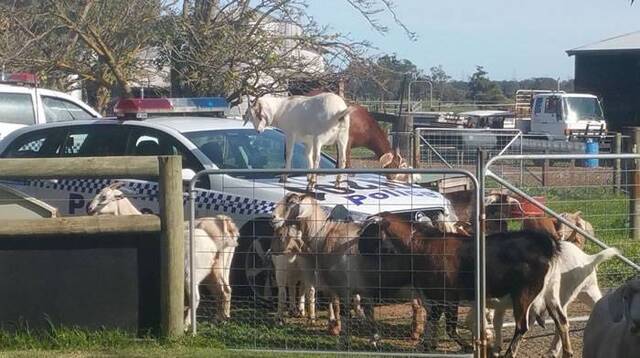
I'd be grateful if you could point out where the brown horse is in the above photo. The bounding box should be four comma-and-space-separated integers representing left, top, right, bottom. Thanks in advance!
346, 104, 408, 181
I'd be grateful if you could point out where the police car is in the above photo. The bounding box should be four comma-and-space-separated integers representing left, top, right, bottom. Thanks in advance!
0, 72, 101, 140
0, 97, 456, 297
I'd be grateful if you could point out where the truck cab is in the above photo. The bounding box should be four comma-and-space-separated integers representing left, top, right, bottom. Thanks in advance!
530, 93, 606, 140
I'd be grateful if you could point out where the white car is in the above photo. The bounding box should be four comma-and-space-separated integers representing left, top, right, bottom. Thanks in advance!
0, 73, 101, 140
0, 97, 457, 297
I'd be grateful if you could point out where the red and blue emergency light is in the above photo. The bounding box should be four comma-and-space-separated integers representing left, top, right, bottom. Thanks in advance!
114, 97, 229, 119
1, 72, 38, 86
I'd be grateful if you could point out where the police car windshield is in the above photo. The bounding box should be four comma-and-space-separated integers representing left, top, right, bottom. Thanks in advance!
184, 128, 334, 177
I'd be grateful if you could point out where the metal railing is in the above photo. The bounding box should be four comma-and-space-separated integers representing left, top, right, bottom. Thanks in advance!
186, 167, 482, 357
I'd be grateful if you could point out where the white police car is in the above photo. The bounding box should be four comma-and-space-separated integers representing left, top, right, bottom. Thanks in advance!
0, 97, 456, 297
0, 72, 100, 140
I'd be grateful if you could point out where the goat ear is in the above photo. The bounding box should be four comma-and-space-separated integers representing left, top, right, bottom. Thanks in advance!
609, 285, 627, 322
574, 211, 583, 218
379, 152, 394, 167
108, 181, 125, 189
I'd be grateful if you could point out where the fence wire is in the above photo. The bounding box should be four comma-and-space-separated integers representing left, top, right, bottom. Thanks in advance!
188, 168, 480, 356
483, 153, 640, 358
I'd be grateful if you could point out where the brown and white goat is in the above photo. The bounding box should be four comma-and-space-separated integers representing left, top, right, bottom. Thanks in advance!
87, 182, 239, 326
271, 223, 316, 324
272, 193, 365, 337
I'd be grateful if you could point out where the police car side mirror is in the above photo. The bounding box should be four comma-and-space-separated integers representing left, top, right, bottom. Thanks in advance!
182, 168, 196, 182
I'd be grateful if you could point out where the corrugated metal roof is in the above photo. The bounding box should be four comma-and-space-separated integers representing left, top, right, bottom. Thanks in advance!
567, 31, 640, 55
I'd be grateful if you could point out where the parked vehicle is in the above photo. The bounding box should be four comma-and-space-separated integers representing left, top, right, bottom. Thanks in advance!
512, 90, 607, 140
0, 72, 100, 140
0, 96, 457, 298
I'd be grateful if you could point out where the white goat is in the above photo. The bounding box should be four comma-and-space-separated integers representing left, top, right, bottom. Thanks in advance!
87, 182, 239, 326
477, 243, 619, 358
243, 93, 354, 188
583, 278, 640, 358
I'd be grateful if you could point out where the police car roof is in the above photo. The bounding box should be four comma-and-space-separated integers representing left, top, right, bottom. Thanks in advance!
8, 116, 252, 134
143, 116, 252, 132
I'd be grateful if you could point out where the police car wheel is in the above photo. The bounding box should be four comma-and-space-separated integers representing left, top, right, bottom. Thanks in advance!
244, 236, 277, 302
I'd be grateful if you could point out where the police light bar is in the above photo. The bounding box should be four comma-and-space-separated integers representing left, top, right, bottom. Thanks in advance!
0, 72, 38, 86
114, 97, 229, 119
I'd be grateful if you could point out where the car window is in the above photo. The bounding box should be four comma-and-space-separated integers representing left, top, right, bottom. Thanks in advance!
2, 128, 64, 158
59, 125, 128, 157
184, 128, 334, 179
42, 96, 95, 122
534, 98, 543, 114
127, 127, 208, 188
0, 93, 36, 125
544, 97, 561, 114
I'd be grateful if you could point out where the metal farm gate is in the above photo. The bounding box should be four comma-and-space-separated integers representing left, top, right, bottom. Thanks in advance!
480, 153, 640, 357
186, 168, 483, 357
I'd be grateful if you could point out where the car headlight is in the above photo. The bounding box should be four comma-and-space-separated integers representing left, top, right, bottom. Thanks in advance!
349, 211, 371, 223
414, 211, 432, 223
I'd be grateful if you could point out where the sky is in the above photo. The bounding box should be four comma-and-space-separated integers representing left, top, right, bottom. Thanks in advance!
306, 0, 640, 81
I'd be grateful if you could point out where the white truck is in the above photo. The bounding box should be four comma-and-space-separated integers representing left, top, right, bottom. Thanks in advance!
511, 90, 607, 140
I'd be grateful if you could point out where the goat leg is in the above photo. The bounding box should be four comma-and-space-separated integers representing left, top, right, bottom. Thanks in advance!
445, 302, 471, 351
328, 296, 342, 336
306, 285, 316, 324
422, 303, 442, 351
504, 292, 535, 358
546, 303, 573, 358
410, 298, 426, 341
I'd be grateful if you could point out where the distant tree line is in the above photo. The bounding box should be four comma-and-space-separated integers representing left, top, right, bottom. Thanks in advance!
344, 54, 574, 103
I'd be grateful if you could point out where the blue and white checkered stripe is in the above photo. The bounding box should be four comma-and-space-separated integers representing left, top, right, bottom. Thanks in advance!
193, 191, 276, 215
25, 179, 275, 216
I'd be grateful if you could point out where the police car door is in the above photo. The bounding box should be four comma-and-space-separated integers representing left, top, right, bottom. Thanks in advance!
0, 127, 66, 207
125, 127, 208, 215
55, 124, 131, 215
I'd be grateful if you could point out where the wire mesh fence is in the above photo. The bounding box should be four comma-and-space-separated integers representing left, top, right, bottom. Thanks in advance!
187, 168, 480, 356
482, 153, 640, 357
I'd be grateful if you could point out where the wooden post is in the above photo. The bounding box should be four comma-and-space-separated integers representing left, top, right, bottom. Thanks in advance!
413, 128, 421, 168
392, 114, 414, 161
158, 156, 184, 337
542, 149, 550, 187
614, 132, 622, 192
624, 127, 640, 240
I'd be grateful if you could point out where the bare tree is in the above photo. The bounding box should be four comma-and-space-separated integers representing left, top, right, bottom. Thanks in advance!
1, 0, 413, 111
0, 0, 174, 112
167, 0, 373, 105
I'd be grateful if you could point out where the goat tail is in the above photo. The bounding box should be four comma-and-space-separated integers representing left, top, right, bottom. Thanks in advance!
590, 247, 620, 267
331, 106, 357, 129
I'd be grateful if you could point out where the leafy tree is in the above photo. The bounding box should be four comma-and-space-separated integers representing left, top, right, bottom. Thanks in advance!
467, 65, 506, 102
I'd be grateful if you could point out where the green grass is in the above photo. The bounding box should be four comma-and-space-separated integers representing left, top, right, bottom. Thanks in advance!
2, 187, 638, 355
0, 324, 361, 357
502, 186, 640, 287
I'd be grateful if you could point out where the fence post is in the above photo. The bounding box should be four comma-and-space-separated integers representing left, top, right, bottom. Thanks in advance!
542, 149, 550, 186
624, 127, 640, 240
392, 114, 413, 160
614, 132, 622, 192
475, 149, 488, 358
158, 155, 184, 337
413, 128, 421, 168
